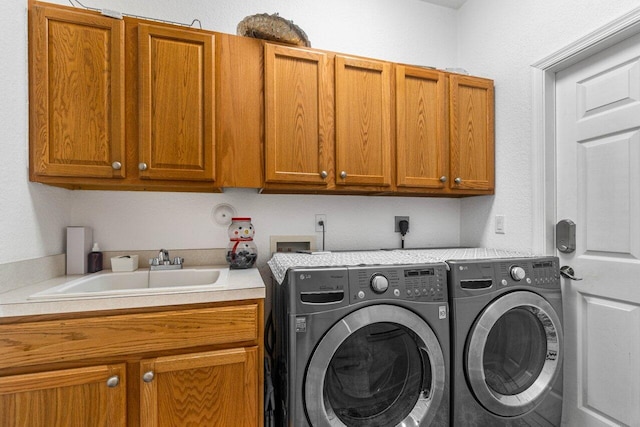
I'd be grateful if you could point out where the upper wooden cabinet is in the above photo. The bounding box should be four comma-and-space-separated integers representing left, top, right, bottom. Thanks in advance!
395, 65, 448, 191
395, 68, 494, 195
335, 55, 393, 189
264, 44, 333, 188
28, 1, 493, 197
137, 24, 215, 182
29, 4, 126, 179
449, 74, 495, 193
215, 34, 264, 189
28, 2, 230, 191
263, 47, 394, 193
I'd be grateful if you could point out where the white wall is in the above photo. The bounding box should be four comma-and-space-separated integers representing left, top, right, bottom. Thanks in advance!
457, 0, 640, 252
0, 0, 73, 265
1, 0, 461, 267
69, 190, 461, 257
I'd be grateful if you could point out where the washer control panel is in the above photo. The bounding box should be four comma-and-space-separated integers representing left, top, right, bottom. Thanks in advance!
510, 266, 527, 281
348, 264, 447, 303
370, 274, 389, 293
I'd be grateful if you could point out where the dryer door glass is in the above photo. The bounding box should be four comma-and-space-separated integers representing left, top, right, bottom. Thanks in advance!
324, 322, 428, 426
483, 307, 547, 395
465, 291, 563, 417
305, 305, 447, 427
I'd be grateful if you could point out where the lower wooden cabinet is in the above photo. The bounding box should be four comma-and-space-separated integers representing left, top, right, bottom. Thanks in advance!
0, 301, 263, 427
140, 347, 258, 427
0, 364, 127, 427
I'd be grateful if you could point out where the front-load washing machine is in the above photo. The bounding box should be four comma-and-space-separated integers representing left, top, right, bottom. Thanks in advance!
268, 251, 451, 427
446, 254, 563, 426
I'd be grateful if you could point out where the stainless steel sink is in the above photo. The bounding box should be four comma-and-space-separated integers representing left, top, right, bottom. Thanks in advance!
29, 267, 229, 300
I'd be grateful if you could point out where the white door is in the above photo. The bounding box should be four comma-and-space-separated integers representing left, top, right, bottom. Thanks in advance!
556, 31, 640, 426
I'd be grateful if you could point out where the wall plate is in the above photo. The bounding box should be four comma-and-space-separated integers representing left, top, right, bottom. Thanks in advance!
270, 235, 317, 254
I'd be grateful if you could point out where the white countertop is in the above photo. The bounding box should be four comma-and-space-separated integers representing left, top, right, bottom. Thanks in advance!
0, 266, 265, 318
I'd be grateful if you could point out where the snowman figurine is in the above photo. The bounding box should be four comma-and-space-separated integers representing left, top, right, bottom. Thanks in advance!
226, 217, 258, 269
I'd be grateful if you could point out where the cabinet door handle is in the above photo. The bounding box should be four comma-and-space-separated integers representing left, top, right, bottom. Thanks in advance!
320, 170, 328, 179
142, 371, 155, 383
138, 162, 148, 171
454, 177, 462, 184
340, 171, 347, 179
439, 176, 447, 183
106, 375, 120, 388
111, 161, 122, 170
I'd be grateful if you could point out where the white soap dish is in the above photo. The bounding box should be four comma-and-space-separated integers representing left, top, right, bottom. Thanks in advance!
111, 255, 139, 272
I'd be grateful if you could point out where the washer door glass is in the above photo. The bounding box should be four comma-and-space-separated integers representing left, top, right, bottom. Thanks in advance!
305, 305, 446, 427
325, 322, 427, 425
466, 291, 562, 417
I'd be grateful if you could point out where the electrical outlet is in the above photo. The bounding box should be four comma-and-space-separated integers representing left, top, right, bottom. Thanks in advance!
495, 215, 505, 234
315, 214, 327, 232
395, 216, 410, 232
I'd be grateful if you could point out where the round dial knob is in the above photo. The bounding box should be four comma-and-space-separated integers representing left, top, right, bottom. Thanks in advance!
370, 274, 389, 293
510, 266, 526, 281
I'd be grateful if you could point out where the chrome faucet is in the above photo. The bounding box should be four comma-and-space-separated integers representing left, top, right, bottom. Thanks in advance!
149, 249, 184, 270
158, 249, 170, 263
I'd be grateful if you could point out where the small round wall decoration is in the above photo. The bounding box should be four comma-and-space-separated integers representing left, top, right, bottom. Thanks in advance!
211, 203, 237, 226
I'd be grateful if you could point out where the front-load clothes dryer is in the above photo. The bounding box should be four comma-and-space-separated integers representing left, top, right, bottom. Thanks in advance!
447, 255, 563, 427
268, 251, 451, 427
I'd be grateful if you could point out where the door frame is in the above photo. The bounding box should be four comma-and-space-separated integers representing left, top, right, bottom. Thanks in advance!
531, 6, 640, 254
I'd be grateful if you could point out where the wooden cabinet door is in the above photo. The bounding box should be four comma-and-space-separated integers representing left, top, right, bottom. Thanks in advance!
29, 4, 125, 179
138, 24, 215, 181
335, 55, 392, 188
216, 34, 264, 188
396, 66, 447, 190
0, 364, 126, 427
264, 44, 333, 186
449, 74, 495, 192
140, 347, 259, 427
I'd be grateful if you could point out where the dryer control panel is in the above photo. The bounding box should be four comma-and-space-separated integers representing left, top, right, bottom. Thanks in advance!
496, 257, 560, 289
347, 264, 448, 303
447, 256, 560, 298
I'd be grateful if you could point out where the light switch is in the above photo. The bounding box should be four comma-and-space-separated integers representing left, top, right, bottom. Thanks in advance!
495, 215, 505, 234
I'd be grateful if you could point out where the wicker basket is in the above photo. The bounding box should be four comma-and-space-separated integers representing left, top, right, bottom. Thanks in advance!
237, 13, 310, 47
